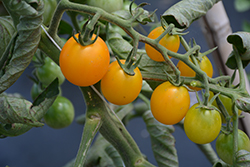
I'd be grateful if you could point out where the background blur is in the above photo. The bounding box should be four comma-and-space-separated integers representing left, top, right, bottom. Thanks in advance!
1, 0, 250, 167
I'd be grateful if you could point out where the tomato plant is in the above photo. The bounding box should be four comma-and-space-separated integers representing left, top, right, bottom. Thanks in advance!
209, 91, 242, 123
145, 26, 180, 62
43, 0, 57, 26
184, 103, 222, 144
150, 81, 190, 125
100, 60, 142, 105
86, 0, 123, 13
36, 56, 65, 86
59, 33, 110, 87
44, 96, 75, 129
177, 55, 213, 90
216, 129, 250, 165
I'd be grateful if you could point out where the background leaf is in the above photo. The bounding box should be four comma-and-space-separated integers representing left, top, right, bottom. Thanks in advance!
162, 0, 220, 29
0, 79, 59, 137
142, 110, 178, 167
0, 16, 15, 59
0, 0, 43, 93
227, 32, 250, 60
234, 0, 250, 12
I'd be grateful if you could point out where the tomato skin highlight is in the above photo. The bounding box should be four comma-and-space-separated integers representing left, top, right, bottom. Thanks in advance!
145, 26, 180, 62
150, 81, 190, 125
100, 60, 142, 105
59, 34, 110, 87
184, 103, 222, 144
216, 129, 250, 165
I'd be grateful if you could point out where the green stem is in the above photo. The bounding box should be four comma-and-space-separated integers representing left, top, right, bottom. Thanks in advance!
232, 104, 239, 166
196, 144, 219, 165
79, 86, 155, 167
233, 46, 247, 92
73, 114, 102, 167
67, 11, 81, 32
38, 26, 64, 65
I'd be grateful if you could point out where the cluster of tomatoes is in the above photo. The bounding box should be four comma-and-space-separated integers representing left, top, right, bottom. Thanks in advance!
59, 33, 143, 106
31, 55, 75, 129
145, 26, 250, 165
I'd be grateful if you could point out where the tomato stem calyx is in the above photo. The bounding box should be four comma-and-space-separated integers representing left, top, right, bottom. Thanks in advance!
116, 49, 142, 76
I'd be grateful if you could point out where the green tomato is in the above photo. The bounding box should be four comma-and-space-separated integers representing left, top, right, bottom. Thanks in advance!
36, 57, 65, 86
122, 0, 137, 11
44, 96, 75, 129
43, 0, 57, 26
216, 129, 250, 165
184, 103, 222, 144
87, 0, 123, 13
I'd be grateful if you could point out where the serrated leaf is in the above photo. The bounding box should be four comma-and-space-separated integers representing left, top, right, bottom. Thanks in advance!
0, 93, 43, 127
227, 32, 250, 60
234, 0, 250, 12
162, 0, 220, 29
142, 110, 178, 167
0, 16, 15, 59
236, 150, 250, 166
0, 0, 43, 93
0, 79, 59, 137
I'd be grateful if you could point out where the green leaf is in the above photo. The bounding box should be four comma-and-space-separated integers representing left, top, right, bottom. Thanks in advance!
234, 0, 250, 12
162, 0, 220, 29
0, 79, 59, 137
227, 32, 250, 60
236, 150, 250, 166
0, 0, 43, 93
107, 32, 133, 59
0, 93, 43, 127
58, 19, 73, 36
226, 51, 250, 69
0, 16, 15, 59
142, 110, 178, 167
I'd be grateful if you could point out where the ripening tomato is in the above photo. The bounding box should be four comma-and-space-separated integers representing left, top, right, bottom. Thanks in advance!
216, 129, 250, 165
145, 26, 180, 62
209, 91, 242, 123
59, 33, 110, 87
100, 60, 142, 105
150, 81, 190, 125
177, 55, 213, 91
184, 103, 222, 144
